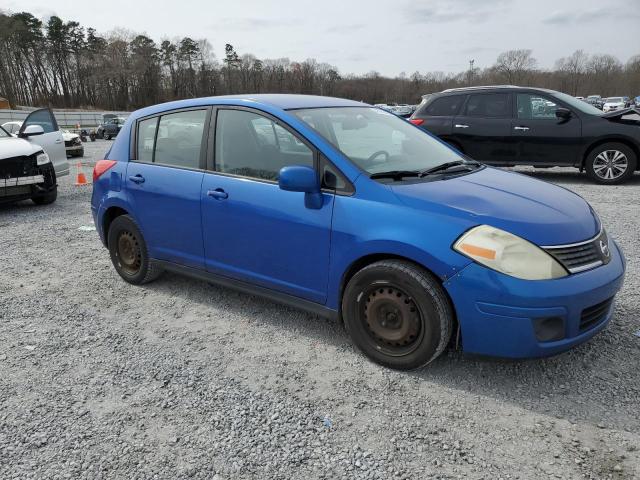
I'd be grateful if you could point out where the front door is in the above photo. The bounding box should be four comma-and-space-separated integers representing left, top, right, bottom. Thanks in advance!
125, 108, 209, 269
512, 93, 582, 166
201, 108, 334, 304
19, 108, 68, 176
451, 92, 516, 164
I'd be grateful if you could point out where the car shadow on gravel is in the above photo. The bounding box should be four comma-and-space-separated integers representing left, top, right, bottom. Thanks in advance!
144, 271, 639, 433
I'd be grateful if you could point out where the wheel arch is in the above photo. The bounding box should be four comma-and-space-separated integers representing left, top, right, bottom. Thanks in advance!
338, 253, 460, 347
581, 137, 640, 170
102, 205, 130, 247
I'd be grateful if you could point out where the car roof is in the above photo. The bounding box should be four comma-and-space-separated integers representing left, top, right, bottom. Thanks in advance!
435, 85, 558, 96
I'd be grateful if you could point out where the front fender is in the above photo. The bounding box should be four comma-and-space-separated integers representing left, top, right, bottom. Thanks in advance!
325, 187, 474, 310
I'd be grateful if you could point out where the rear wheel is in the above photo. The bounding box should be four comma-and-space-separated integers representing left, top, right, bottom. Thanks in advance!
585, 143, 636, 184
107, 215, 162, 284
342, 260, 453, 370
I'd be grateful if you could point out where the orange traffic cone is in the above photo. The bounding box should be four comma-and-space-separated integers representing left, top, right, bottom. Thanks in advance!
75, 161, 88, 185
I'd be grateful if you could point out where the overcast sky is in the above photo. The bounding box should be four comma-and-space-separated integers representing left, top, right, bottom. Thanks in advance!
4, 0, 639, 76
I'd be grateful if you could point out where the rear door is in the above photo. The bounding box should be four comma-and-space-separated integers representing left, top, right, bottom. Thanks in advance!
451, 92, 517, 163
512, 93, 582, 166
125, 107, 210, 269
19, 108, 68, 176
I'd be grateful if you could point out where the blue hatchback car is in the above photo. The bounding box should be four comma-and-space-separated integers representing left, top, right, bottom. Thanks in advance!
91, 94, 625, 370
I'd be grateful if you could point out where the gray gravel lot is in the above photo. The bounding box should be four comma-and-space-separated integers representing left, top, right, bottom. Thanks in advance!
1, 139, 639, 479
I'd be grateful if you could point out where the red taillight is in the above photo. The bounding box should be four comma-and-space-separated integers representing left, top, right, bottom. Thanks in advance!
93, 160, 117, 182
409, 118, 424, 126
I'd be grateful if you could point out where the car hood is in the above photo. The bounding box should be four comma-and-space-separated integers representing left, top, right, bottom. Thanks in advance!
62, 132, 79, 141
390, 167, 599, 246
602, 106, 640, 119
0, 137, 43, 159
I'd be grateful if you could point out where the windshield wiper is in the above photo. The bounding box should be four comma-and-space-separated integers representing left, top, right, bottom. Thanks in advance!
418, 160, 480, 177
369, 170, 420, 180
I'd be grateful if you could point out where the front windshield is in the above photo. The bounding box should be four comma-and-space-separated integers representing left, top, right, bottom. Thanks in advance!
0, 126, 10, 138
606, 97, 623, 102
551, 91, 604, 115
292, 107, 465, 174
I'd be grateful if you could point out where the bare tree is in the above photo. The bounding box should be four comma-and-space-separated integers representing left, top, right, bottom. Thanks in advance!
494, 49, 537, 85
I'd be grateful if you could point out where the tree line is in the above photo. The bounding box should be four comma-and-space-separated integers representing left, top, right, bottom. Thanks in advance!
1, 11, 639, 111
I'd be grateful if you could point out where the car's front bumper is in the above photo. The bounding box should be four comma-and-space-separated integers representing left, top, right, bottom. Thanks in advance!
444, 240, 626, 358
65, 145, 84, 156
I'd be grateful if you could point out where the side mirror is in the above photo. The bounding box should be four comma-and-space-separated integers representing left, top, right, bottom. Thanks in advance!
555, 108, 572, 120
278, 165, 322, 209
21, 125, 45, 137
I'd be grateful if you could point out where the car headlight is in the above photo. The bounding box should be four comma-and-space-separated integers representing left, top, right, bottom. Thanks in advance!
453, 225, 568, 280
36, 152, 50, 165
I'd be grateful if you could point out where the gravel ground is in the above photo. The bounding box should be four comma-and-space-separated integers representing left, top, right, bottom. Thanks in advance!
1, 139, 639, 479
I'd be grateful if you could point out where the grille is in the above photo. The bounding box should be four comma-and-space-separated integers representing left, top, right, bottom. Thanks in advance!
544, 230, 610, 274
580, 297, 614, 332
65, 140, 73, 147
0, 155, 36, 179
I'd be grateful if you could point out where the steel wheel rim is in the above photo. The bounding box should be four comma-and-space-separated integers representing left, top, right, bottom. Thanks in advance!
361, 284, 423, 356
116, 231, 141, 275
593, 150, 628, 180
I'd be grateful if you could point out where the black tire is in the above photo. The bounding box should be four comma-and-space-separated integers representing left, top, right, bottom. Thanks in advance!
107, 215, 162, 285
585, 142, 637, 185
31, 186, 57, 205
341, 260, 453, 370
104, 133, 111, 140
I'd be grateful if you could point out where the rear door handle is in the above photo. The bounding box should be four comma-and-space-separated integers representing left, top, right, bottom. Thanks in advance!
454, 124, 469, 129
514, 126, 530, 131
128, 174, 145, 184
207, 188, 228, 200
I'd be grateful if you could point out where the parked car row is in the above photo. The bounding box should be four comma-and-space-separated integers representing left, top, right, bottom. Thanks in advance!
373, 103, 416, 117
2, 120, 84, 157
580, 95, 638, 111
409, 85, 640, 184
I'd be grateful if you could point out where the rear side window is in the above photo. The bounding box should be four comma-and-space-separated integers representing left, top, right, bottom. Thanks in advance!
465, 94, 510, 118
136, 109, 207, 169
423, 95, 463, 116
215, 109, 314, 181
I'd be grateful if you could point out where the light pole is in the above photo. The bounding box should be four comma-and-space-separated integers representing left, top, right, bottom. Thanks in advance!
468, 59, 475, 85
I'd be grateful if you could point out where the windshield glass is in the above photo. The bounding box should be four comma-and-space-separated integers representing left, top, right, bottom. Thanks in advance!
292, 107, 465, 175
0, 126, 10, 138
551, 91, 604, 115
606, 97, 623, 102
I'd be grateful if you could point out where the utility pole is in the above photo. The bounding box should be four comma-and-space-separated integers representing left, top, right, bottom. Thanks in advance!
468, 59, 475, 86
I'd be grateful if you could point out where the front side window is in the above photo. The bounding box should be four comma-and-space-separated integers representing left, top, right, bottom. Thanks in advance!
136, 109, 207, 168
517, 94, 559, 119
293, 107, 465, 175
465, 94, 510, 118
23, 109, 57, 133
215, 109, 314, 181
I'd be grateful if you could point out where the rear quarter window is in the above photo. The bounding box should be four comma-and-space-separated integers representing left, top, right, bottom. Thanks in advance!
421, 95, 464, 116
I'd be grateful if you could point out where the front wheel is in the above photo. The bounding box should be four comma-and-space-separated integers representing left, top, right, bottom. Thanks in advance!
585, 143, 637, 184
104, 133, 111, 140
107, 215, 162, 285
32, 186, 57, 205
342, 260, 453, 370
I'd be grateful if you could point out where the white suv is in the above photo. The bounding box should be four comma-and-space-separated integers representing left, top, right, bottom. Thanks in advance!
0, 108, 66, 205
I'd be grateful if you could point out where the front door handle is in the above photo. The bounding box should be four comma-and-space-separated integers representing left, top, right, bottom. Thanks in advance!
128, 174, 145, 184
55, 138, 63, 144
514, 126, 530, 131
454, 124, 469, 129
207, 188, 228, 200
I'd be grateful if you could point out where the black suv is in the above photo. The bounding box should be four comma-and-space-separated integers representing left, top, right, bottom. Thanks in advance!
410, 86, 640, 184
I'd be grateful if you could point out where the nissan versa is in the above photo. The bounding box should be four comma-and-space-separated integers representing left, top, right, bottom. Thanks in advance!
91, 95, 626, 370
